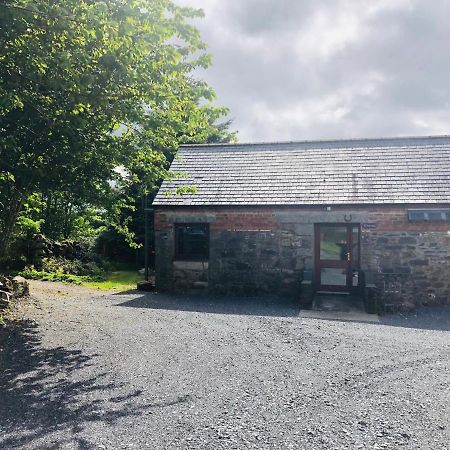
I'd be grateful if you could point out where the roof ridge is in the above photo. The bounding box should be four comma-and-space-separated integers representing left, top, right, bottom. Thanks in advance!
180, 134, 450, 149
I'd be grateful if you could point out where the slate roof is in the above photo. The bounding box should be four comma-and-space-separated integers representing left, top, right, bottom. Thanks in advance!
153, 135, 450, 206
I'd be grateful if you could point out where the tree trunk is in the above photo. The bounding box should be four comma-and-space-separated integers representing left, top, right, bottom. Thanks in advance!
0, 187, 25, 257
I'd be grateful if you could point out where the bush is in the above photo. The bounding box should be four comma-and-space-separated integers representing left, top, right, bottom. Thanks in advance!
0, 254, 28, 273
40, 257, 104, 277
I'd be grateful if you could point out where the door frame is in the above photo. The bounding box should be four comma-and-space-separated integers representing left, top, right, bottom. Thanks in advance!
314, 223, 361, 292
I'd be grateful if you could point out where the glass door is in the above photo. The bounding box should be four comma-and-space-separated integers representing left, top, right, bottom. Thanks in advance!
314, 224, 360, 292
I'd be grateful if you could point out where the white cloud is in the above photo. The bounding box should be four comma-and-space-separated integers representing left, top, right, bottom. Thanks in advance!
293, 0, 411, 62
246, 71, 389, 141
175, 0, 450, 141
412, 112, 450, 135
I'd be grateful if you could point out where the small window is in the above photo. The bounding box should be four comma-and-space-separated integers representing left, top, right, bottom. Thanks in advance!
408, 209, 450, 222
175, 223, 209, 259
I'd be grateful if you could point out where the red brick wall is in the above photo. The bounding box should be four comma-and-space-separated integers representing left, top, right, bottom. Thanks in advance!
155, 208, 280, 232
154, 210, 169, 231
368, 207, 450, 232
156, 205, 450, 233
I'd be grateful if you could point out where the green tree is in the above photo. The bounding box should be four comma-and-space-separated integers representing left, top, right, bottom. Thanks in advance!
0, 0, 234, 255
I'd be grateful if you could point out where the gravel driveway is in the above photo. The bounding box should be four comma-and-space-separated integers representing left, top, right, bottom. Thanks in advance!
1, 281, 449, 449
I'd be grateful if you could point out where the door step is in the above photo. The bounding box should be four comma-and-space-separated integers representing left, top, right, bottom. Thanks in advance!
313, 293, 364, 313
315, 291, 350, 296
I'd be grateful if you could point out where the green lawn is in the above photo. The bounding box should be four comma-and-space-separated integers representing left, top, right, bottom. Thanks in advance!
82, 270, 142, 291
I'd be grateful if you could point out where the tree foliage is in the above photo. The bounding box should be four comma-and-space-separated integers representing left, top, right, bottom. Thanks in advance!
0, 0, 235, 255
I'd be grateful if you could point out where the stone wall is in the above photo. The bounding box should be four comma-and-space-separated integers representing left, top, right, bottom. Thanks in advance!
364, 209, 450, 308
154, 207, 368, 296
154, 206, 450, 306
209, 229, 300, 296
172, 260, 209, 292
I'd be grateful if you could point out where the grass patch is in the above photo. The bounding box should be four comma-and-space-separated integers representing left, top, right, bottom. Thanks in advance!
18, 267, 100, 284
82, 270, 141, 291
19, 266, 142, 291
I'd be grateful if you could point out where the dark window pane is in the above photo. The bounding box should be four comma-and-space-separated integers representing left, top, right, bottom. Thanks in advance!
426, 211, 444, 221
408, 210, 425, 222
175, 224, 209, 259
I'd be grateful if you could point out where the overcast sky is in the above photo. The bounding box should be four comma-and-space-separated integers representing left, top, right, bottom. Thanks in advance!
176, 0, 450, 142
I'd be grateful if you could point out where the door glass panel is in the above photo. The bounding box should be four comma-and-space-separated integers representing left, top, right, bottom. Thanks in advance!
352, 226, 360, 268
320, 226, 348, 261
321, 268, 347, 286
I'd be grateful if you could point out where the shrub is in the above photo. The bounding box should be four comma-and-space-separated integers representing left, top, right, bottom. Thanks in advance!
0, 254, 28, 273
40, 257, 104, 277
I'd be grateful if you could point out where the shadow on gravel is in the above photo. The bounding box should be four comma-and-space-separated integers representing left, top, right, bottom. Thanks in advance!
117, 292, 301, 317
0, 319, 149, 449
117, 293, 450, 330
380, 306, 450, 331
112, 288, 140, 295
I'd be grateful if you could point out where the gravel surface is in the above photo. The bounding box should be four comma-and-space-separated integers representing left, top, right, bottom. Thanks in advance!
1, 280, 449, 449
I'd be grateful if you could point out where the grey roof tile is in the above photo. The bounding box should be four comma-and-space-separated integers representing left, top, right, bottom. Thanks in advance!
153, 136, 450, 206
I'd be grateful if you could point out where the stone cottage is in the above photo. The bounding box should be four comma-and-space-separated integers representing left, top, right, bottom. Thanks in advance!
152, 135, 450, 309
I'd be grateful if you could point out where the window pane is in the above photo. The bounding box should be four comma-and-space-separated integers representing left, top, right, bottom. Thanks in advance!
321, 268, 347, 286
320, 226, 348, 261
426, 211, 444, 221
408, 211, 425, 221
352, 226, 360, 268
176, 224, 209, 259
